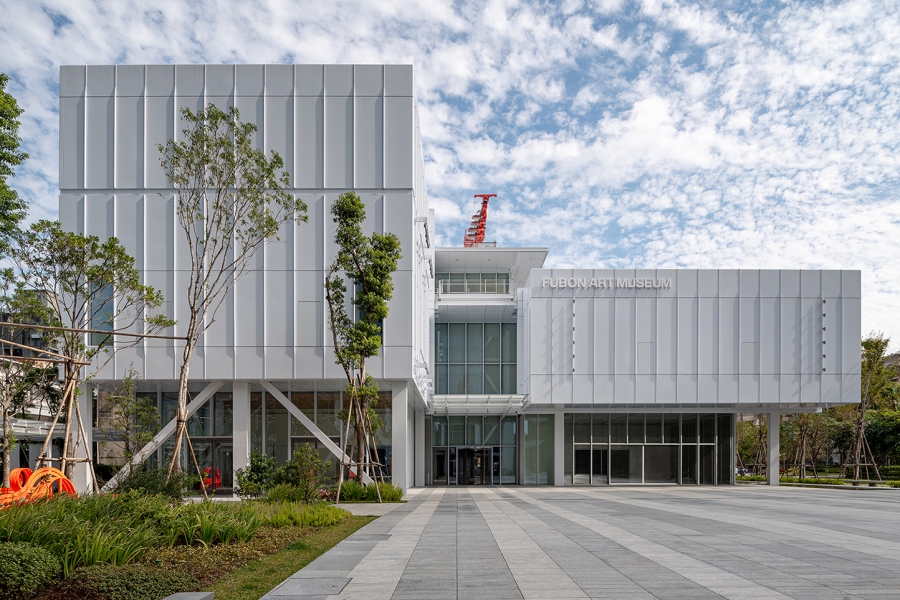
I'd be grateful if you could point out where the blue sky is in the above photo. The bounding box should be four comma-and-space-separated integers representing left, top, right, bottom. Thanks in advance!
2, 0, 899, 349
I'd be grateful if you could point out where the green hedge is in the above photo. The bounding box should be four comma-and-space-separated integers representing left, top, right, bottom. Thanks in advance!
0, 541, 62, 599
56, 564, 199, 600
253, 502, 350, 528
336, 480, 403, 502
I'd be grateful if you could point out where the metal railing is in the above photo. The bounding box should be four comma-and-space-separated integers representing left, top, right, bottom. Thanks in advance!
437, 279, 510, 295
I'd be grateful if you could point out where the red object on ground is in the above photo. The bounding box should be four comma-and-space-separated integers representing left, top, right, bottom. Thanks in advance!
463, 194, 496, 247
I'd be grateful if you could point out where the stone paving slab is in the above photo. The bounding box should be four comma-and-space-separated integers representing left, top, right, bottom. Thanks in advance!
261, 486, 900, 599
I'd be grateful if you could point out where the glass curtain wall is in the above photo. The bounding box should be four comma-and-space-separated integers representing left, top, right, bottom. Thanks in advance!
435, 273, 510, 294
563, 413, 734, 485
434, 323, 516, 394
523, 414, 554, 484
431, 415, 517, 485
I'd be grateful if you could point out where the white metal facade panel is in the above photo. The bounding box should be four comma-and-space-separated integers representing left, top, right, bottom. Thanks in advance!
523, 268, 861, 408
60, 65, 427, 392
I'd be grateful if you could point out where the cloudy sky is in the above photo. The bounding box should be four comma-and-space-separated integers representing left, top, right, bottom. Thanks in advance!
2, 0, 899, 349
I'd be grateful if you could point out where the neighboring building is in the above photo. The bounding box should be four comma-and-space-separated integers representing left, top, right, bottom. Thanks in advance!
58, 64, 861, 494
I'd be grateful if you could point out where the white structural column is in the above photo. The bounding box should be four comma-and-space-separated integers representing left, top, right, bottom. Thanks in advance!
74, 382, 92, 494
554, 408, 565, 486
414, 409, 425, 487
392, 382, 409, 492
768, 411, 780, 486
232, 381, 251, 492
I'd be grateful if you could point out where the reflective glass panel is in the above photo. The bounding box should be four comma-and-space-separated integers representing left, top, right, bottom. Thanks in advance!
501, 416, 517, 445
501, 324, 516, 363
699, 414, 716, 443
484, 364, 501, 394
646, 414, 662, 443
484, 324, 501, 363
432, 416, 448, 446
501, 446, 516, 483
435, 364, 448, 395
448, 323, 466, 363
449, 416, 465, 446
466, 416, 483, 446
645, 446, 678, 483
466, 364, 484, 394
250, 393, 263, 453
317, 392, 341, 437
682, 445, 697, 484
448, 365, 466, 394
434, 323, 448, 363
574, 414, 591, 443
700, 446, 715, 484
717, 414, 733, 485
467, 323, 483, 362
682, 414, 698, 444
291, 392, 314, 436
501, 364, 516, 394
592, 414, 609, 443
628, 414, 644, 444
610, 446, 642, 483
610, 414, 627, 443
664, 414, 680, 443
484, 416, 501, 445
265, 393, 289, 463
537, 415, 554, 485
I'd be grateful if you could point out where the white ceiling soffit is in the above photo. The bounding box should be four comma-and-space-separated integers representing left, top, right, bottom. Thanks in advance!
434, 303, 517, 323
434, 248, 549, 290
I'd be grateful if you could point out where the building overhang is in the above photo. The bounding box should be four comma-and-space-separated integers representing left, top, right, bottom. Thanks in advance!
435, 247, 548, 290
429, 394, 527, 415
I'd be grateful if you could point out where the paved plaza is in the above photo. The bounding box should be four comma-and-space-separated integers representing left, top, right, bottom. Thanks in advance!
262, 486, 900, 600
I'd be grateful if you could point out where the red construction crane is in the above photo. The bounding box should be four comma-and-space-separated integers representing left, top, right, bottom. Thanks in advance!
463, 194, 496, 247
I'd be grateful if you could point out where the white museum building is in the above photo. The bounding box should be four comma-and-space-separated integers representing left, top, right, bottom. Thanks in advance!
56, 64, 861, 494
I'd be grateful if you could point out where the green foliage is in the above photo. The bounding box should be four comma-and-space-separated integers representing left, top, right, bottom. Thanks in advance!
266, 483, 307, 504
99, 369, 160, 467
116, 465, 197, 502
337, 480, 404, 502
863, 410, 900, 465
736, 474, 767, 482
0, 491, 260, 576
253, 502, 349, 528
324, 191, 402, 480
779, 477, 848, 485
0, 73, 28, 254
274, 444, 331, 505
58, 564, 200, 600
886, 480, 900, 488
235, 450, 278, 499
0, 541, 62, 599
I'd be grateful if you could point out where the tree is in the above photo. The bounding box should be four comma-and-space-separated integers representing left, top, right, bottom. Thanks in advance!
158, 104, 306, 477
0, 268, 55, 487
845, 333, 896, 480
862, 410, 900, 465
11, 220, 172, 485
276, 444, 331, 505
324, 191, 401, 501
98, 368, 159, 470
0, 73, 28, 254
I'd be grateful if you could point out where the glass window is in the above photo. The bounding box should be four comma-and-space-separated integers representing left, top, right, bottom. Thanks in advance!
484, 364, 501, 394
265, 393, 289, 463
291, 392, 314, 436
574, 413, 591, 443
682, 445, 697, 484
523, 416, 538, 485
435, 364, 448, 395
483, 273, 497, 293
317, 392, 341, 437
646, 414, 662, 443
592, 414, 609, 443
645, 446, 677, 483
699, 414, 716, 444
466, 416, 483, 446
484, 416, 501, 445
484, 324, 501, 363
501, 324, 516, 363
717, 414, 733, 485
188, 400, 211, 437
161, 392, 178, 425
700, 446, 715, 484
435, 323, 448, 363
664, 414, 680, 443
466, 323, 483, 362
628, 414, 644, 444
682, 414, 698, 444
436, 273, 449, 294
610, 446, 642, 483
564, 415, 573, 485
432, 416, 448, 446
610, 414, 627, 443
449, 416, 465, 445
374, 392, 392, 448
250, 393, 263, 453
497, 273, 510, 293
449, 272, 465, 293
501, 364, 516, 394
501, 416, 517, 445
448, 365, 466, 394
466, 364, 484, 394
89, 284, 114, 346
448, 323, 466, 363
500, 445, 516, 484
466, 272, 481, 293
537, 415, 554, 484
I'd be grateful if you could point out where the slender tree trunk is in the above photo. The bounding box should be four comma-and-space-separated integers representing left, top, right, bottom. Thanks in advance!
61, 361, 77, 479
169, 328, 197, 477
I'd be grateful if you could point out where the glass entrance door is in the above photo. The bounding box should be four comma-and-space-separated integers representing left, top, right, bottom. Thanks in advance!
459, 447, 489, 484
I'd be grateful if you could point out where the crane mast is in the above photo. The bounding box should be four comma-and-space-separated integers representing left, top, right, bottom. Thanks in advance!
463, 194, 497, 247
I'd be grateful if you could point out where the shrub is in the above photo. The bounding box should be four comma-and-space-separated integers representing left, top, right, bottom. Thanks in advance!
253, 502, 349, 528
235, 451, 278, 499
886, 480, 900, 488
0, 541, 62, 599
164, 501, 259, 547
276, 444, 331, 505
337, 480, 403, 502
58, 564, 199, 600
266, 483, 307, 503
736, 474, 766, 482
115, 465, 197, 502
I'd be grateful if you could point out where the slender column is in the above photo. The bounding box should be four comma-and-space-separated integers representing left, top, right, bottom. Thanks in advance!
391, 382, 409, 492
554, 409, 565, 486
73, 383, 92, 494
768, 411, 780, 486
414, 410, 425, 487
232, 381, 251, 496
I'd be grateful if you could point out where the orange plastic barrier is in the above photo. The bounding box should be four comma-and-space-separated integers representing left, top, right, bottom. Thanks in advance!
0, 467, 77, 507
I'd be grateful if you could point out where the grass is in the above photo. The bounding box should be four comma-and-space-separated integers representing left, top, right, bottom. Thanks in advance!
207, 515, 375, 600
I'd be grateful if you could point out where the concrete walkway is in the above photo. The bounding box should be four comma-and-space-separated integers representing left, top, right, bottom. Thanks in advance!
261, 486, 900, 600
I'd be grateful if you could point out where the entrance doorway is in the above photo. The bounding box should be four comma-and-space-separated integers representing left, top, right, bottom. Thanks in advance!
433, 447, 502, 484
